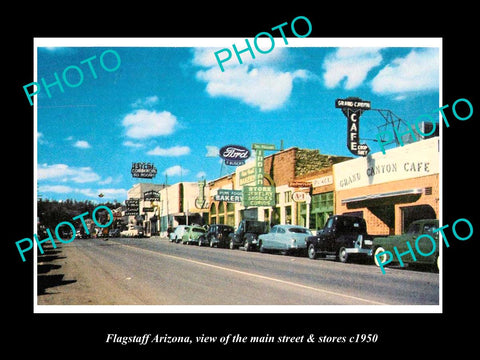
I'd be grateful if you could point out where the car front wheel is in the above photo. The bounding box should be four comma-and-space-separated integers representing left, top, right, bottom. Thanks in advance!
373, 247, 387, 267
307, 243, 317, 260
338, 247, 348, 263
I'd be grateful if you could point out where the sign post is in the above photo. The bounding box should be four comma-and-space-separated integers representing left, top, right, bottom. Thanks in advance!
335, 97, 371, 157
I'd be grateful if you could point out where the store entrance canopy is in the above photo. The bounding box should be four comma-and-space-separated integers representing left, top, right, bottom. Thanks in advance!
341, 188, 423, 205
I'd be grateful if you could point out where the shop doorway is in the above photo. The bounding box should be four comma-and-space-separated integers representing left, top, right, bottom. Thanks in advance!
370, 205, 395, 235
401, 205, 437, 232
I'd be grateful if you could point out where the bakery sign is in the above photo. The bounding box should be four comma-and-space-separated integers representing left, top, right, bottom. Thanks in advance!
335, 97, 371, 157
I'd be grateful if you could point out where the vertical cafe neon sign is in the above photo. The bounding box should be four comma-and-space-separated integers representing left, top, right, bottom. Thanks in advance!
335, 97, 371, 156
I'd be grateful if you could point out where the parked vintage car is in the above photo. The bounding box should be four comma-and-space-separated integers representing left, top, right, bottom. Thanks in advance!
108, 228, 121, 237
181, 226, 207, 245
305, 215, 373, 263
170, 225, 190, 243
120, 224, 144, 238
228, 220, 269, 251
202, 224, 234, 248
258, 225, 312, 255
372, 219, 439, 270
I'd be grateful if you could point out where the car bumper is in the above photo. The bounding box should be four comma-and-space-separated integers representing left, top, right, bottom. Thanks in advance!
345, 247, 373, 256
288, 243, 307, 250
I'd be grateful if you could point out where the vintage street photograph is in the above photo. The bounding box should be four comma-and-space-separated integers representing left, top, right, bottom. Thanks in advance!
33, 38, 442, 312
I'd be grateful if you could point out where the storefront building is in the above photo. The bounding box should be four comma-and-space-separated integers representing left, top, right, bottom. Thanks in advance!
293, 167, 335, 231
125, 183, 165, 236
126, 181, 209, 236
227, 147, 350, 228
207, 173, 237, 226
157, 181, 209, 234
333, 137, 440, 236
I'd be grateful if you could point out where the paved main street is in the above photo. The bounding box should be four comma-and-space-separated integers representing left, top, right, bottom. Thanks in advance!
37, 237, 439, 307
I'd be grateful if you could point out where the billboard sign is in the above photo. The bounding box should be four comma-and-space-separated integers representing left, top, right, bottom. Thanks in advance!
242, 186, 275, 207
214, 189, 243, 202
292, 191, 311, 203
239, 167, 255, 186
219, 145, 251, 166
125, 199, 140, 216
335, 97, 371, 157
131, 162, 158, 179
252, 143, 276, 151
144, 190, 160, 201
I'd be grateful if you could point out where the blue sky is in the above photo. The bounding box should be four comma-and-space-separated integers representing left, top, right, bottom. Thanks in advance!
36, 39, 440, 202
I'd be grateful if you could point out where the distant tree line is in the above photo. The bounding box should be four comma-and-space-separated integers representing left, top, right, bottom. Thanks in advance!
37, 199, 122, 231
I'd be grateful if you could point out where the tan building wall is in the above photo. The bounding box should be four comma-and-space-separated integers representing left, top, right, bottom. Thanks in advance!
207, 173, 237, 226
333, 137, 440, 236
336, 174, 439, 235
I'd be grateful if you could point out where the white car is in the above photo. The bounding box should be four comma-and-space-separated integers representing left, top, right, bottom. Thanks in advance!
120, 224, 144, 238
170, 225, 190, 243
258, 225, 312, 255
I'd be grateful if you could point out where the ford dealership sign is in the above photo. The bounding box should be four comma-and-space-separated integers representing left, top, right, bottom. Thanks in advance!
219, 145, 251, 166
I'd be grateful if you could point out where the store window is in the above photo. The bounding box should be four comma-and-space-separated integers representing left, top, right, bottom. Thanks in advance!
264, 208, 270, 224
285, 191, 292, 203
209, 203, 217, 224
309, 192, 334, 230
226, 202, 235, 226
285, 205, 292, 224
273, 207, 280, 225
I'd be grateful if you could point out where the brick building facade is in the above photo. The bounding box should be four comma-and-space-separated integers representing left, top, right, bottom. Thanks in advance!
207, 147, 350, 228
334, 137, 440, 235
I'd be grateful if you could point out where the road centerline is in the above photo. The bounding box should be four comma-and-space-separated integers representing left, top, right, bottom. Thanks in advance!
115, 241, 388, 305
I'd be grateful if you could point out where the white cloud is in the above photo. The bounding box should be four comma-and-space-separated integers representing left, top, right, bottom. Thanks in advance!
74, 140, 91, 149
323, 48, 383, 89
123, 140, 144, 148
38, 163, 101, 183
37, 132, 48, 145
95, 188, 128, 199
193, 47, 310, 111
205, 145, 219, 157
196, 66, 309, 111
39, 185, 127, 199
192, 46, 287, 69
122, 110, 178, 139
99, 176, 113, 185
147, 145, 190, 156
131, 95, 159, 108
39, 184, 73, 193
163, 165, 189, 177
371, 48, 439, 95
196, 171, 207, 179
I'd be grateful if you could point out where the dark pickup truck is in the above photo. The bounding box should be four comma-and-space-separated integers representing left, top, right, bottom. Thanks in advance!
305, 215, 373, 262
228, 220, 269, 251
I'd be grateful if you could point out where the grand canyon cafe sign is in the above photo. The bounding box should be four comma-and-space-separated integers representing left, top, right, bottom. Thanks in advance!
335, 97, 371, 157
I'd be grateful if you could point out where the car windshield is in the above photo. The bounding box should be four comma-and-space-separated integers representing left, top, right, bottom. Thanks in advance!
288, 227, 312, 234
192, 228, 206, 233
336, 217, 366, 232
245, 221, 268, 233
423, 223, 438, 234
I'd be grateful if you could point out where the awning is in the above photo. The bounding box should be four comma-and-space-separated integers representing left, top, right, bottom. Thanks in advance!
341, 188, 423, 205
